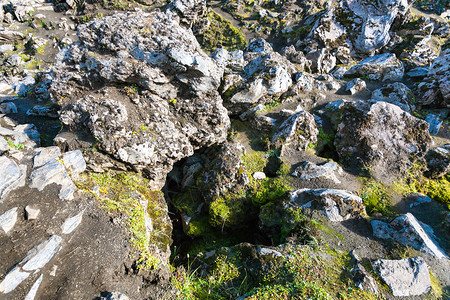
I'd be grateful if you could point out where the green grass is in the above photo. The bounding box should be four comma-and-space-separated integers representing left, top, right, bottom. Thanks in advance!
360, 179, 395, 216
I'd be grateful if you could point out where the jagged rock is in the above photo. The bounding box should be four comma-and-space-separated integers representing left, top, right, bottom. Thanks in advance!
425, 114, 443, 135
400, 36, 440, 69
418, 49, 450, 107
0, 156, 26, 201
250, 114, 276, 132
239, 103, 265, 121
289, 188, 366, 222
282, 45, 310, 71
0, 125, 39, 149
350, 251, 378, 294
371, 82, 415, 112
334, 101, 431, 181
306, 48, 336, 74
425, 144, 450, 178
61, 211, 83, 234
24, 274, 43, 300
211, 48, 245, 72
62, 150, 87, 175
345, 78, 366, 95
26, 105, 59, 118
42, 12, 229, 189
167, 0, 207, 31
406, 193, 432, 208
345, 53, 404, 81
0, 102, 18, 114
0, 207, 18, 233
25, 205, 40, 220
271, 110, 318, 151
372, 257, 431, 297
29, 159, 77, 200
292, 161, 343, 184
371, 213, 448, 259
33, 146, 62, 168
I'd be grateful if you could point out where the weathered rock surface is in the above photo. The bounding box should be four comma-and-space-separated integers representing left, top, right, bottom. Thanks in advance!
350, 251, 378, 294
372, 213, 448, 259
0, 156, 26, 201
0, 207, 18, 233
372, 257, 431, 297
43, 11, 230, 189
334, 101, 431, 180
292, 161, 343, 184
345, 78, 366, 95
345, 53, 404, 81
425, 144, 450, 178
371, 82, 415, 112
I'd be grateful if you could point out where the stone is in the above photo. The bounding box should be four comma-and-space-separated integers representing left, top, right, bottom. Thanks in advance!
22, 235, 63, 271
0, 102, 18, 114
33, 146, 62, 168
0, 207, 18, 233
62, 150, 87, 174
306, 48, 336, 74
61, 211, 83, 234
292, 161, 343, 184
25, 205, 40, 220
407, 193, 432, 208
100, 292, 130, 300
335, 101, 431, 181
371, 82, 415, 112
418, 49, 450, 107
371, 213, 448, 259
0, 267, 30, 294
0, 156, 26, 201
425, 144, 450, 178
407, 67, 429, 78
425, 114, 442, 135
372, 257, 431, 297
350, 251, 378, 294
271, 110, 318, 151
24, 274, 43, 300
239, 104, 265, 121
257, 248, 283, 257
26, 105, 59, 118
345, 78, 366, 95
289, 188, 366, 222
345, 53, 404, 81
252, 172, 266, 180
29, 159, 77, 200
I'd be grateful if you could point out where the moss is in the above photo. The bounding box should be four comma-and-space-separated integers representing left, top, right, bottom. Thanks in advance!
359, 179, 395, 216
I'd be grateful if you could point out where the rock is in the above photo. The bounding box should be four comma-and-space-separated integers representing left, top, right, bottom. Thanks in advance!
167, 0, 207, 31
24, 274, 43, 300
44, 12, 229, 189
0, 125, 39, 149
407, 67, 429, 78
0, 207, 18, 233
372, 257, 431, 297
271, 110, 318, 151
211, 48, 245, 72
292, 161, 343, 184
282, 45, 309, 71
306, 48, 336, 74
345, 78, 366, 95
418, 49, 450, 107
345, 53, 404, 81
253, 172, 266, 180
400, 36, 440, 69
25, 205, 40, 220
0, 156, 26, 201
350, 251, 378, 294
289, 188, 366, 222
371, 213, 448, 259
33, 146, 62, 168
61, 211, 83, 234
239, 104, 265, 121
335, 101, 431, 181
406, 193, 432, 208
424, 114, 442, 135
100, 292, 130, 300
26, 105, 59, 118
0, 267, 30, 294
62, 150, 87, 174
13, 76, 35, 97
22, 235, 63, 271
425, 144, 450, 178
29, 159, 77, 200
371, 82, 415, 112
257, 247, 284, 257
0, 102, 18, 114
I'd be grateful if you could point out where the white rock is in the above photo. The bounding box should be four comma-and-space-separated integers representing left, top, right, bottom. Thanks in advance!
61, 211, 83, 234
346, 78, 366, 95
0, 156, 26, 201
25, 205, 40, 220
62, 149, 87, 174
252, 172, 266, 180
345, 53, 404, 81
24, 274, 43, 300
0, 207, 18, 233
0, 267, 30, 293
22, 235, 62, 271
33, 146, 62, 168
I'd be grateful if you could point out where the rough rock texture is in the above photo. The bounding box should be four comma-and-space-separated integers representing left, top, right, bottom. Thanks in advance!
292, 161, 343, 184
345, 78, 366, 95
372, 213, 448, 259
345, 53, 404, 81
418, 48, 450, 107
43, 12, 230, 189
334, 101, 431, 180
372, 257, 431, 297
167, 0, 207, 32
425, 144, 450, 178
350, 251, 378, 294
371, 82, 415, 112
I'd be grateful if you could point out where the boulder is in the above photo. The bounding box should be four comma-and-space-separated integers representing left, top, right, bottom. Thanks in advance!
167, 0, 207, 30
33, 146, 62, 168
0, 207, 18, 233
345, 53, 404, 81
292, 161, 343, 184
371, 82, 415, 112
371, 213, 448, 259
0, 156, 26, 201
425, 144, 450, 178
372, 257, 431, 297
306, 48, 336, 74
25, 206, 40, 220
334, 101, 431, 180
418, 49, 450, 107
62, 150, 87, 175
350, 251, 378, 294
271, 110, 318, 151
42, 12, 230, 189
425, 114, 443, 135
345, 78, 366, 95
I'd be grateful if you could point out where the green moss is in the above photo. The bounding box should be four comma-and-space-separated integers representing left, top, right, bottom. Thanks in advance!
360, 179, 395, 216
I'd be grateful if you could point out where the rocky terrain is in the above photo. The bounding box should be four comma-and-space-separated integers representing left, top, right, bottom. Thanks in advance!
0, 0, 449, 299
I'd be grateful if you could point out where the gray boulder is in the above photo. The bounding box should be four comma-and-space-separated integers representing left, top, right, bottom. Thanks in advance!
425, 144, 450, 178
371, 82, 415, 112
306, 48, 336, 74
372, 257, 431, 297
335, 101, 431, 180
350, 251, 378, 294
372, 213, 448, 259
292, 161, 343, 184
0, 156, 26, 201
345, 78, 366, 95
345, 53, 404, 81
425, 114, 443, 135
33, 146, 61, 168
62, 150, 87, 175
43, 12, 230, 189
418, 49, 450, 107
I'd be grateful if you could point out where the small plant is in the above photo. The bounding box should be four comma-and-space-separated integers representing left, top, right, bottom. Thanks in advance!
6, 138, 25, 150
360, 179, 395, 216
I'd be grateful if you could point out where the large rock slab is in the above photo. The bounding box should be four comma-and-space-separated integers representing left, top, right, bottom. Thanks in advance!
0, 156, 26, 201
292, 161, 343, 184
345, 53, 404, 81
372, 257, 431, 297
40, 11, 230, 189
371, 82, 415, 112
372, 213, 448, 259
0, 207, 18, 233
